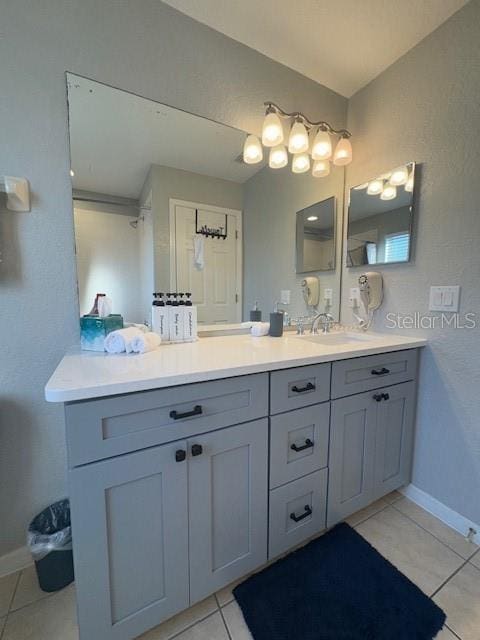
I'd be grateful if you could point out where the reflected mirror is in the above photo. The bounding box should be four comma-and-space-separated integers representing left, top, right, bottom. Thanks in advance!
346, 162, 415, 266
68, 73, 345, 329
296, 197, 336, 273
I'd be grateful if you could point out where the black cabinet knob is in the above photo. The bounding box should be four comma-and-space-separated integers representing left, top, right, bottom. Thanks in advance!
191, 444, 203, 457
373, 393, 383, 402
175, 449, 186, 462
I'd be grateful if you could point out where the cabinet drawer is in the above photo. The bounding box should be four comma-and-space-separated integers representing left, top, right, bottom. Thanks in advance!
270, 363, 331, 415
65, 373, 269, 467
270, 404, 329, 489
331, 349, 418, 399
269, 468, 327, 559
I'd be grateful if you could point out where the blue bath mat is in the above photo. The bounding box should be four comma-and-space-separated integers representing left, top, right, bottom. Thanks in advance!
233, 523, 446, 640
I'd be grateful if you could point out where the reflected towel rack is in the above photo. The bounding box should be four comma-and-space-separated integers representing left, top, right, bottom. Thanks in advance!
195, 209, 227, 239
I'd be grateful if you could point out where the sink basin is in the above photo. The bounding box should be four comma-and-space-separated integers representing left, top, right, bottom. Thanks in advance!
300, 332, 376, 346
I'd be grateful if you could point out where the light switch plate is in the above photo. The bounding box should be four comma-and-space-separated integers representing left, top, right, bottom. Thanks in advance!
324, 288, 333, 303
429, 286, 460, 312
280, 289, 291, 305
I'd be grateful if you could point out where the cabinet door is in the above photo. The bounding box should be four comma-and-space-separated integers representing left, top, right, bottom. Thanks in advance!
373, 381, 415, 499
69, 442, 189, 640
188, 419, 268, 603
327, 393, 376, 527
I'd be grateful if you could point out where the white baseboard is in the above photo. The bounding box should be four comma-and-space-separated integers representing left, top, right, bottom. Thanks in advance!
0, 546, 33, 578
401, 484, 480, 546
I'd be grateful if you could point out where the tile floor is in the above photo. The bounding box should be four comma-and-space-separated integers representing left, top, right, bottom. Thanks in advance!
0, 492, 478, 640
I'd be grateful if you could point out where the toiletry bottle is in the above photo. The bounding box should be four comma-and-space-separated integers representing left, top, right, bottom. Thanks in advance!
152, 293, 170, 341
170, 294, 184, 342
250, 300, 262, 322
165, 293, 173, 343
184, 292, 197, 342
269, 302, 284, 337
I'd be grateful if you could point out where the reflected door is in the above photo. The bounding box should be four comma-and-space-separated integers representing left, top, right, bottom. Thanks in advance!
173, 202, 241, 324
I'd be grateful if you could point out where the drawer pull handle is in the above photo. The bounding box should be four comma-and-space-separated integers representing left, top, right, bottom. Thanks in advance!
373, 393, 390, 402
290, 505, 312, 523
291, 382, 315, 394
191, 444, 203, 457
175, 449, 186, 463
371, 367, 390, 375
170, 405, 203, 420
291, 438, 314, 452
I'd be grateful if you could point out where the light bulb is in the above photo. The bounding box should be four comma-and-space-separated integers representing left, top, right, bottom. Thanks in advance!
311, 129, 332, 160
243, 134, 263, 164
312, 159, 330, 178
307, 215, 318, 221
381, 184, 397, 200
269, 144, 288, 169
389, 165, 409, 186
333, 136, 353, 166
70, 169, 75, 177
262, 111, 284, 147
405, 170, 414, 192
292, 153, 310, 174
367, 179, 384, 195
288, 120, 309, 154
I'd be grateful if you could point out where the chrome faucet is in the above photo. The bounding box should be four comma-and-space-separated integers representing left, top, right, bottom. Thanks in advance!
311, 312, 335, 334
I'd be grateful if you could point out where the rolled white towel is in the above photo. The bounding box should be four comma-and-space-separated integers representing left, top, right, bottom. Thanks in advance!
129, 331, 161, 354
104, 327, 143, 354
251, 322, 270, 337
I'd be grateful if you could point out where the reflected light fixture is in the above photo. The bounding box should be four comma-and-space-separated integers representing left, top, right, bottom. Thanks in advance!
269, 144, 288, 169
243, 102, 352, 177
354, 182, 369, 190
367, 179, 384, 195
405, 170, 414, 192
69, 169, 75, 177
381, 183, 397, 200
292, 153, 310, 173
389, 165, 409, 186
307, 215, 318, 221
243, 134, 263, 164
262, 109, 284, 147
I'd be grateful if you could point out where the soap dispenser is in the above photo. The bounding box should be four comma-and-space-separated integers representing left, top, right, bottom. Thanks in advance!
269, 302, 284, 337
250, 300, 262, 322
152, 293, 169, 341
183, 292, 197, 342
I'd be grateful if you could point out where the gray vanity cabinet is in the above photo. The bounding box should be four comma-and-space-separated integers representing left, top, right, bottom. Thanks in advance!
188, 419, 268, 603
69, 441, 190, 640
327, 380, 416, 527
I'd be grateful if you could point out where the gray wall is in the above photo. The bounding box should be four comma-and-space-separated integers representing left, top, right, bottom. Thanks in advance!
0, 0, 346, 553
149, 164, 243, 291
243, 166, 345, 320
343, 0, 480, 524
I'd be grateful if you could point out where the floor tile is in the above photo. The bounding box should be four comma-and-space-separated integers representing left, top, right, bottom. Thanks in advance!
383, 490, 403, 504
215, 577, 245, 607
3, 584, 77, 640
137, 597, 217, 640
356, 507, 464, 595
345, 498, 389, 526
470, 549, 480, 570
395, 498, 479, 559
222, 601, 253, 640
10, 566, 50, 611
174, 613, 228, 640
434, 563, 480, 640
0, 573, 19, 618
435, 625, 460, 639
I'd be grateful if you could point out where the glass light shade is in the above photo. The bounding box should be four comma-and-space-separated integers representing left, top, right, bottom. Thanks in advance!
333, 136, 353, 166
405, 171, 414, 192
311, 129, 332, 160
367, 179, 384, 195
389, 165, 409, 186
380, 184, 397, 200
353, 182, 369, 190
288, 121, 309, 154
312, 159, 330, 178
292, 152, 310, 173
262, 112, 284, 147
243, 134, 263, 164
269, 144, 288, 169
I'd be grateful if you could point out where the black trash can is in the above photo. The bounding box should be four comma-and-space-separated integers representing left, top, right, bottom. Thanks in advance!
27, 499, 74, 592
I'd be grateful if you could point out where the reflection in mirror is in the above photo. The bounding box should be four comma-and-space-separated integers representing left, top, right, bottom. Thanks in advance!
296, 197, 335, 273
68, 73, 345, 329
347, 162, 415, 267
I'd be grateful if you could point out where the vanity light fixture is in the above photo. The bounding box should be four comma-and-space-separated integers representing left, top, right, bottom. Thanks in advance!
242, 102, 352, 176
367, 179, 384, 195
389, 165, 409, 186
353, 182, 369, 190
243, 134, 263, 164
380, 183, 397, 200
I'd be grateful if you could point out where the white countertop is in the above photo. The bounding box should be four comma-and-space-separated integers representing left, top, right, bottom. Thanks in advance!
45, 331, 426, 403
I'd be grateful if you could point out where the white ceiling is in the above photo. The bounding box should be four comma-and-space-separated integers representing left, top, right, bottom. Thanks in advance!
162, 0, 468, 97
67, 74, 263, 199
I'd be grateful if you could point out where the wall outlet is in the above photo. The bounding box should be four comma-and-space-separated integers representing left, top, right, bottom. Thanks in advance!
349, 287, 360, 308
280, 289, 291, 305
429, 286, 460, 312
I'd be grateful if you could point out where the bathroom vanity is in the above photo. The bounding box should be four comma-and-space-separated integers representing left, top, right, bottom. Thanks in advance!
46, 332, 425, 640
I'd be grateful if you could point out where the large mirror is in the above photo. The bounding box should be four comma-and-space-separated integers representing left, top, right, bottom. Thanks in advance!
346, 162, 415, 266
68, 73, 345, 329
